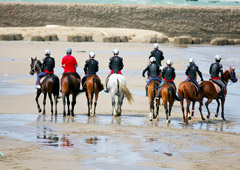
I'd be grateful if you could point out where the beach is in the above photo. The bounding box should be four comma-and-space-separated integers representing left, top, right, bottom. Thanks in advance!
0, 26, 240, 169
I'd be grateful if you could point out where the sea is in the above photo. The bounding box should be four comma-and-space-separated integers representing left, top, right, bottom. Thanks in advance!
0, 0, 240, 6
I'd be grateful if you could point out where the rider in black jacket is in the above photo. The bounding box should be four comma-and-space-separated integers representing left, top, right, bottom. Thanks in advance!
82, 52, 99, 89
142, 57, 161, 96
36, 49, 55, 89
185, 58, 204, 96
156, 60, 179, 100
104, 49, 124, 92
149, 43, 164, 66
209, 55, 226, 99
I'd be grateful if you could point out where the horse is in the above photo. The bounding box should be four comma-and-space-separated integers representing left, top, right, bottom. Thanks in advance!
157, 82, 177, 125
29, 57, 60, 116
84, 75, 103, 117
107, 74, 134, 117
61, 73, 80, 117
198, 66, 238, 120
147, 80, 160, 121
178, 80, 205, 124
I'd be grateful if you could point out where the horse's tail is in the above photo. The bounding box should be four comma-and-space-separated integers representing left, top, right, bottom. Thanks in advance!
52, 75, 60, 99
68, 73, 77, 94
168, 86, 177, 101
93, 77, 96, 93
94, 77, 104, 92
120, 82, 134, 104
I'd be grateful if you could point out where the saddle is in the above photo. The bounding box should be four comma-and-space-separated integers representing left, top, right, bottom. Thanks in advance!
209, 79, 221, 94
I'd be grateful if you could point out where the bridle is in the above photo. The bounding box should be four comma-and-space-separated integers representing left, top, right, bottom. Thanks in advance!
229, 68, 238, 83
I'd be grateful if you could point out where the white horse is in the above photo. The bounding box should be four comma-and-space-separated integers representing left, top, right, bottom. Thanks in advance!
107, 74, 134, 117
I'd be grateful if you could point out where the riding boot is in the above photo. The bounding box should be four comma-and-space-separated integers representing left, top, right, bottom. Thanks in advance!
156, 88, 160, 99
219, 87, 225, 99
145, 86, 148, 96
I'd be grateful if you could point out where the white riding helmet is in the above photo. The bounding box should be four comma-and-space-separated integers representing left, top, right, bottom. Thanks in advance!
113, 49, 119, 55
166, 59, 172, 65
89, 52, 95, 58
45, 49, 51, 55
189, 58, 194, 63
215, 55, 221, 61
154, 43, 159, 49
150, 57, 156, 63
66, 48, 72, 54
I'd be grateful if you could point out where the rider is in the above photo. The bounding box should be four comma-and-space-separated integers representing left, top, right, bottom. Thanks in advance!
149, 43, 164, 66
36, 49, 55, 89
156, 60, 179, 100
104, 49, 124, 93
61, 48, 81, 90
142, 57, 161, 96
185, 58, 204, 96
209, 55, 226, 99
82, 52, 102, 90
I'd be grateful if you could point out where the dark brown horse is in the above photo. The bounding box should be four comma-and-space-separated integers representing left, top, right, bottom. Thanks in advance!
178, 80, 205, 124
157, 82, 176, 125
84, 75, 103, 116
147, 80, 160, 121
29, 57, 60, 116
61, 73, 80, 117
199, 67, 238, 120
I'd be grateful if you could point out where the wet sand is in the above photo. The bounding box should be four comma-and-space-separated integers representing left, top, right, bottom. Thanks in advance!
0, 40, 240, 169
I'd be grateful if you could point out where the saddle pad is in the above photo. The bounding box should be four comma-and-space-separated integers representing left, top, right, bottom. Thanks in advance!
40, 76, 47, 84
209, 81, 221, 94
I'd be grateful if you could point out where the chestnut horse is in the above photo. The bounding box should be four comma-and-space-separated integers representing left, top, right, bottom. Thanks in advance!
30, 57, 60, 116
147, 80, 160, 121
84, 75, 103, 117
199, 67, 238, 120
61, 73, 80, 117
157, 82, 176, 125
178, 81, 205, 124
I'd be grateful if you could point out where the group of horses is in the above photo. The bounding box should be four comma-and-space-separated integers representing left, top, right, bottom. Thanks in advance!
30, 57, 238, 124
148, 66, 238, 125
30, 57, 133, 118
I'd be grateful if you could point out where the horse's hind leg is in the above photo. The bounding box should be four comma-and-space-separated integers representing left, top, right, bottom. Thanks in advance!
112, 94, 117, 117
48, 93, 53, 116
205, 98, 213, 119
221, 98, 226, 121
89, 92, 94, 117
42, 93, 47, 115
189, 101, 196, 120
67, 95, 70, 116
117, 94, 124, 116
164, 103, 169, 125
155, 99, 160, 121
86, 92, 90, 116
94, 92, 99, 117
54, 94, 58, 116
71, 95, 76, 117
62, 94, 66, 117
167, 102, 173, 125
215, 99, 220, 117
180, 99, 185, 123
186, 99, 191, 124
36, 89, 42, 113
198, 100, 205, 120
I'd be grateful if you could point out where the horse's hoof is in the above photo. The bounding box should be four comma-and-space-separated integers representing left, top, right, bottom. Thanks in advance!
202, 117, 205, 121
149, 118, 153, 121
38, 109, 42, 113
156, 116, 159, 121
188, 116, 192, 120
207, 115, 210, 119
215, 114, 218, 117
222, 118, 226, 121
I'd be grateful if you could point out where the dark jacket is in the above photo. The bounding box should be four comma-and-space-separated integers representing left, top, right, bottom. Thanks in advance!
209, 62, 223, 78
185, 63, 203, 80
42, 56, 55, 72
84, 59, 99, 75
109, 56, 124, 73
142, 63, 161, 78
162, 66, 176, 81
149, 49, 164, 66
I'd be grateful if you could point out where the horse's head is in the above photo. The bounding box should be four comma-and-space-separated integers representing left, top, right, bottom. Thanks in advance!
30, 57, 41, 75
229, 66, 238, 83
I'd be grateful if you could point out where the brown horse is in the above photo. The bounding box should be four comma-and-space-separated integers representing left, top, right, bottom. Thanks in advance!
199, 67, 238, 120
157, 82, 176, 125
30, 57, 60, 116
147, 80, 160, 121
84, 75, 103, 117
178, 80, 205, 124
61, 73, 80, 117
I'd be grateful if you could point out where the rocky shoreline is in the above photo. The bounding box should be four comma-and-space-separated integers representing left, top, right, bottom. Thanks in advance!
1, 2, 240, 43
